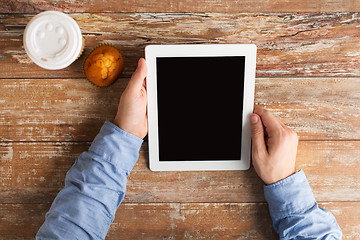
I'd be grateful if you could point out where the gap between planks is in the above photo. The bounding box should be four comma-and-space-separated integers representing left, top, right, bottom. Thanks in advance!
0, 200, 359, 205
1, 0, 360, 13
2, 76, 360, 80
0, 139, 359, 143
2, 11, 360, 15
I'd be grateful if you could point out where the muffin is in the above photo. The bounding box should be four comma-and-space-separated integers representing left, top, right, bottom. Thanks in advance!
83, 44, 124, 87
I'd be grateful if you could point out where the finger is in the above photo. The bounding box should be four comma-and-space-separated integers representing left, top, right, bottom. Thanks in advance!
250, 113, 268, 158
254, 107, 283, 132
127, 58, 148, 91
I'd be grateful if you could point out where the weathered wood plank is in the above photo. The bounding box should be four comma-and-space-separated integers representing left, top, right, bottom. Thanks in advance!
1, 12, 360, 78
0, 77, 358, 142
0, 141, 359, 204
255, 77, 360, 140
0, 78, 127, 141
0, 0, 359, 13
0, 202, 358, 239
129, 141, 360, 203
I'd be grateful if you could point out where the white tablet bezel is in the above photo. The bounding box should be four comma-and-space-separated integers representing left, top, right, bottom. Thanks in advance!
145, 44, 256, 171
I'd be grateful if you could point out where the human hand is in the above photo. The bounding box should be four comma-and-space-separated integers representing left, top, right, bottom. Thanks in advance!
250, 107, 298, 185
113, 58, 148, 139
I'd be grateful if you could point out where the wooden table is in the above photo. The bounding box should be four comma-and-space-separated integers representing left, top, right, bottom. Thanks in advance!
1, 1, 360, 239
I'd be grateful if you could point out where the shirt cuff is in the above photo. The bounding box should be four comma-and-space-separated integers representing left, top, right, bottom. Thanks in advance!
89, 121, 143, 175
264, 170, 316, 221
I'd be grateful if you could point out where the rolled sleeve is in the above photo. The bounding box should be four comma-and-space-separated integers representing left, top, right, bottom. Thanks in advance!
264, 170, 342, 239
37, 121, 144, 240
264, 170, 316, 221
89, 121, 143, 175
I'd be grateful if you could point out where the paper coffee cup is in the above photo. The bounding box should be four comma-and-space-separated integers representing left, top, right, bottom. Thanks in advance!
23, 11, 84, 70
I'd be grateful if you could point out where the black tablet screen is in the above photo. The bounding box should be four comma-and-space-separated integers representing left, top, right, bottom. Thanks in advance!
156, 56, 245, 161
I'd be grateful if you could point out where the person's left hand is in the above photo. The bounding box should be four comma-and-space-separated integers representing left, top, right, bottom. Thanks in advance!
113, 58, 148, 139
250, 107, 298, 185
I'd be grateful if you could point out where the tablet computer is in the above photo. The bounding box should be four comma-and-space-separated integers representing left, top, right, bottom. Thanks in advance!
145, 44, 256, 171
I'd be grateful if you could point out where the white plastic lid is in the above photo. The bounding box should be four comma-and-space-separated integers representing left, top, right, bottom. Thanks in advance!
23, 11, 83, 70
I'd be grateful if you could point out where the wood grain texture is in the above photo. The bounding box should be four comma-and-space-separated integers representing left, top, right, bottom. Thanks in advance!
0, 77, 358, 142
1, 141, 359, 204
1, 12, 360, 78
1, 1, 359, 239
0, 202, 359, 239
0, 0, 359, 13
255, 77, 360, 140
0, 78, 127, 141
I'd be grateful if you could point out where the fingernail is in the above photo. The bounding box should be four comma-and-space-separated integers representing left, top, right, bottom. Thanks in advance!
250, 114, 258, 124
138, 58, 143, 68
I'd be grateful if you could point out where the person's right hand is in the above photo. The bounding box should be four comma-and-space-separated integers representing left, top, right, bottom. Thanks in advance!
250, 107, 298, 185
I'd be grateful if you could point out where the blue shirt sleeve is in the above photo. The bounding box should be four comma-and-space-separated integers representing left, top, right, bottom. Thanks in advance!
264, 170, 342, 239
36, 121, 143, 240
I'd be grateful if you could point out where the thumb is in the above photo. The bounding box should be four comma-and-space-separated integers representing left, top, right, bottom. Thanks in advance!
250, 113, 267, 158
128, 58, 147, 91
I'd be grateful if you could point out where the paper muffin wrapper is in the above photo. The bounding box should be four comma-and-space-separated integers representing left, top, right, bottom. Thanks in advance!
82, 43, 125, 88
